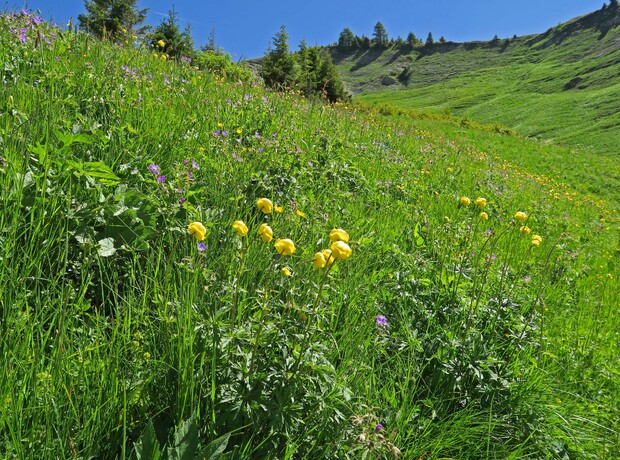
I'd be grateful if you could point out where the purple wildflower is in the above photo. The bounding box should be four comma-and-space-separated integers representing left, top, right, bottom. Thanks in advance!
524, 275, 531, 283
157, 175, 166, 183
192, 160, 199, 169
376, 423, 383, 431
213, 130, 220, 136
376, 315, 388, 327
183, 159, 189, 165
18, 33, 27, 44
222, 130, 229, 136
147, 163, 160, 175
197, 242, 207, 251
180, 197, 186, 205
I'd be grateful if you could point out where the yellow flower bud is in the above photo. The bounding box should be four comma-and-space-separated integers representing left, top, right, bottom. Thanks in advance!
257, 198, 273, 214
475, 197, 487, 208
295, 209, 305, 217
514, 211, 528, 222
188, 221, 207, 241
281, 266, 292, 277
258, 223, 273, 242
313, 252, 327, 269
232, 220, 248, 237
274, 238, 296, 255
460, 196, 471, 207
519, 225, 531, 236
274, 206, 284, 213
479, 212, 489, 220
331, 241, 352, 260
157, 39, 165, 48
531, 234, 542, 247
329, 228, 349, 243
322, 249, 335, 265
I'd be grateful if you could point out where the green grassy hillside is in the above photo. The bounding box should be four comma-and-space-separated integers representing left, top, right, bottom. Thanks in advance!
1, 10, 619, 459
333, 6, 620, 155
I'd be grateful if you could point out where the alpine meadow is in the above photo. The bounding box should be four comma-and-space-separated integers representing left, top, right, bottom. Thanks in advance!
0, 3, 619, 460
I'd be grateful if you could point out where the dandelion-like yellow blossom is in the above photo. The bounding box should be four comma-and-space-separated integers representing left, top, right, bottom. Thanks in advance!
475, 197, 487, 208
188, 222, 207, 241
274, 206, 284, 213
479, 212, 489, 221
160, 54, 168, 62
313, 252, 327, 269
281, 267, 292, 277
329, 228, 349, 243
531, 235, 542, 247
514, 211, 528, 222
520, 225, 531, 236
217, 122, 224, 128
258, 223, 273, 242
295, 209, 305, 217
236, 128, 242, 135
257, 198, 273, 214
232, 220, 248, 237
460, 196, 471, 207
157, 39, 165, 48
275, 238, 296, 255
331, 241, 352, 260
322, 249, 335, 265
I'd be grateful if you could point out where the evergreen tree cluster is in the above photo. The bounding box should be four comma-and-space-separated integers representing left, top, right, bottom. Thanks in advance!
259, 26, 349, 103
337, 22, 448, 51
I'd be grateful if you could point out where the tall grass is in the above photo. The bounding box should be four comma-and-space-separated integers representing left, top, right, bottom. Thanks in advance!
1, 10, 618, 459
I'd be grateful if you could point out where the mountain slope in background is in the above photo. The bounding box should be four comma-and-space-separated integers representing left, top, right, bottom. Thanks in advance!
332, 5, 620, 155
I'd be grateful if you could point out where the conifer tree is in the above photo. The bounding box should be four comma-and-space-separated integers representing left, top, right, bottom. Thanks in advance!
338, 28, 355, 49
78, 0, 147, 39
406, 32, 418, 47
149, 6, 194, 59
372, 22, 388, 46
426, 32, 434, 46
260, 26, 297, 88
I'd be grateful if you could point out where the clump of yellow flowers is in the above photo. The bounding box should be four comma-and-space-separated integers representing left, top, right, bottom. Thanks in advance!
275, 238, 296, 256
257, 198, 273, 214
531, 235, 543, 247
232, 220, 249, 237
188, 222, 207, 241
314, 228, 352, 268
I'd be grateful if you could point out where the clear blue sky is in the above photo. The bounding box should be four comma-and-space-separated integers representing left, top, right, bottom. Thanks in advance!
21, 0, 605, 59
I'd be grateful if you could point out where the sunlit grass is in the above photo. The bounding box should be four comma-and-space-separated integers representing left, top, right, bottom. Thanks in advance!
0, 9, 618, 459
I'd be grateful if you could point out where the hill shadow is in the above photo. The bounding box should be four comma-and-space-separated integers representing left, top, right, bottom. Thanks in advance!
350, 48, 384, 71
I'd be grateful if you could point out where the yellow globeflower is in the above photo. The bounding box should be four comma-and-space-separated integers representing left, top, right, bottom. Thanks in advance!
322, 249, 335, 265
275, 238, 296, 255
329, 228, 350, 243
331, 241, 352, 260
295, 209, 305, 217
514, 211, 528, 222
281, 267, 292, 277
460, 196, 471, 207
313, 252, 327, 269
274, 206, 284, 213
257, 198, 273, 214
475, 197, 487, 208
531, 235, 543, 247
519, 225, 531, 236
258, 223, 273, 242
157, 39, 165, 48
232, 220, 248, 237
160, 54, 168, 62
188, 222, 207, 241
479, 212, 489, 221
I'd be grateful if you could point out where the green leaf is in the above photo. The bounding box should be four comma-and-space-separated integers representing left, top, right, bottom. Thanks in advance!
81, 161, 121, 186
202, 433, 230, 460
167, 415, 199, 460
134, 421, 162, 460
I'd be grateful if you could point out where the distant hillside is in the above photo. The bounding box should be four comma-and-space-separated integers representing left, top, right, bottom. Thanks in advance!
332, 5, 620, 155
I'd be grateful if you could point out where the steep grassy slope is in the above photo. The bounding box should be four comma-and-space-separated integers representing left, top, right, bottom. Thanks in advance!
1, 10, 619, 459
333, 6, 620, 155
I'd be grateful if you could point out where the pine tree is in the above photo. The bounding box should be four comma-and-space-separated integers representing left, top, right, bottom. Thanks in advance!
260, 26, 297, 88
149, 6, 194, 59
372, 22, 388, 46
406, 32, 418, 47
317, 50, 348, 102
78, 0, 147, 39
426, 32, 434, 46
338, 28, 355, 49
611, 0, 618, 8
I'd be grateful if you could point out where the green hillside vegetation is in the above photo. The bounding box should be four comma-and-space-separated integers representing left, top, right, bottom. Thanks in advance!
332, 5, 620, 155
1, 9, 619, 459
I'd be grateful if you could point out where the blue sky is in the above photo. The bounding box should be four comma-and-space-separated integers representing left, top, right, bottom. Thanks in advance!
22, 0, 605, 59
